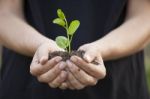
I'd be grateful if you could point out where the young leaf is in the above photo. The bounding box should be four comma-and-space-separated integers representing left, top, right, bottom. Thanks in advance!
68, 20, 80, 35
53, 18, 65, 27
55, 36, 69, 49
57, 9, 65, 19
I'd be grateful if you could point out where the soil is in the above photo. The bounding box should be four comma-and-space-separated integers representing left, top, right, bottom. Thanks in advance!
49, 50, 99, 65
49, 50, 84, 61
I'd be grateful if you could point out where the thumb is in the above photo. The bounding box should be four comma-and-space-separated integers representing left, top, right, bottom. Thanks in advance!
78, 44, 95, 63
38, 43, 64, 65
40, 56, 48, 65
37, 45, 50, 65
83, 50, 95, 63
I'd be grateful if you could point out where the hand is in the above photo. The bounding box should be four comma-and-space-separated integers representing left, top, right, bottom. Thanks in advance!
30, 42, 68, 88
78, 42, 103, 63
65, 42, 106, 90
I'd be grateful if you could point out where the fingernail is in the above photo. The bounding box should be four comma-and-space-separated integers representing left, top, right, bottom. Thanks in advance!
55, 57, 62, 62
59, 62, 66, 70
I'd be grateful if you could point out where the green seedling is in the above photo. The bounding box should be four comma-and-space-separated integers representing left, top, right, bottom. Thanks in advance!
53, 9, 80, 53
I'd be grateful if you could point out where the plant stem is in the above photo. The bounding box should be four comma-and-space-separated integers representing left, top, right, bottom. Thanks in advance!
70, 35, 73, 45
67, 29, 71, 53
64, 18, 71, 53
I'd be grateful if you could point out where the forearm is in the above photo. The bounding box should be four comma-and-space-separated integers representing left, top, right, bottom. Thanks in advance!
0, 11, 55, 56
96, 0, 150, 60
95, 0, 150, 60
97, 15, 150, 60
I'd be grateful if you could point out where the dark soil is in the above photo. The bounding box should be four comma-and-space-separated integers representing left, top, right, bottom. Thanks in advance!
49, 50, 85, 61
49, 50, 99, 65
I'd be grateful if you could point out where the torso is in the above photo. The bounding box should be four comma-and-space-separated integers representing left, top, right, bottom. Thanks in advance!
0, 0, 149, 99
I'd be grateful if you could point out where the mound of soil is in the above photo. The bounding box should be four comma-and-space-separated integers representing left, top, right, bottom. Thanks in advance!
49, 50, 98, 65
49, 50, 84, 61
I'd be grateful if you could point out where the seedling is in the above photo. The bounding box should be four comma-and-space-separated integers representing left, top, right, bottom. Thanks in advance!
53, 9, 80, 53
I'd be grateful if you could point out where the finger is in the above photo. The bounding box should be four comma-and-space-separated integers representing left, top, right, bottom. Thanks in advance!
66, 81, 75, 90
59, 82, 68, 90
37, 62, 66, 83
64, 68, 76, 90
39, 56, 62, 74
30, 56, 62, 76
67, 70, 85, 90
49, 70, 67, 88
40, 56, 48, 65
70, 56, 106, 79
67, 61, 97, 86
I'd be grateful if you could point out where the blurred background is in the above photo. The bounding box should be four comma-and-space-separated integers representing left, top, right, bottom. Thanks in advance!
145, 44, 150, 92
0, 45, 149, 92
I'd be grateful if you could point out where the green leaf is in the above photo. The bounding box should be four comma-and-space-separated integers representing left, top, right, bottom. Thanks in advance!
57, 9, 65, 19
53, 18, 65, 27
55, 36, 69, 49
68, 20, 80, 35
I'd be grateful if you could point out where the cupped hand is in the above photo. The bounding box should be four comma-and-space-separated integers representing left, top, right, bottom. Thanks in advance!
30, 42, 68, 88
65, 42, 106, 90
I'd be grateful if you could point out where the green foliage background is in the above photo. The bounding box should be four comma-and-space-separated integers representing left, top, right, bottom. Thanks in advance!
145, 45, 150, 92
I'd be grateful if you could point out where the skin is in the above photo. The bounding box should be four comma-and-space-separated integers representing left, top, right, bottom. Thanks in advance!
0, 0, 150, 90
0, 0, 67, 88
